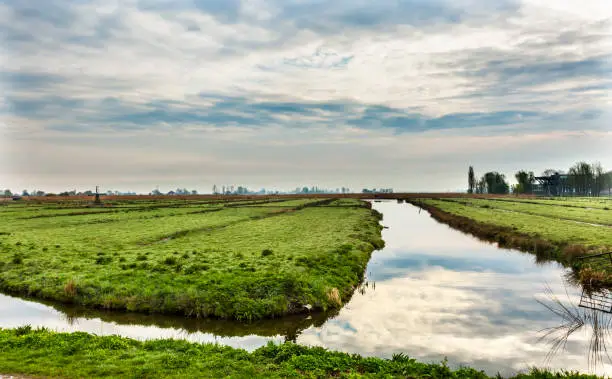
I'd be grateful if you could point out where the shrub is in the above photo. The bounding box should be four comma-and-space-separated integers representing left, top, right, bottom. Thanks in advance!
119, 257, 126, 262
261, 249, 273, 257
562, 245, 587, 261
579, 267, 608, 286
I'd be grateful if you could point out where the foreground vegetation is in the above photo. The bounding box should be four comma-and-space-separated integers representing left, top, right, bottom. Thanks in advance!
408, 197, 612, 286
0, 327, 602, 378
0, 198, 383, 320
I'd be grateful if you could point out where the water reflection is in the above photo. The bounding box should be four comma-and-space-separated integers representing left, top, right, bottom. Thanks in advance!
295, 202, 612, 376
0, 292, 336, 345
1, 201, 610, 376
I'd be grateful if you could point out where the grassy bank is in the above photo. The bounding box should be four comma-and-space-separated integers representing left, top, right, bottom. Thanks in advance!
0, 198, 383, 320
407, 198, 612, 286
0, 327, 601, 378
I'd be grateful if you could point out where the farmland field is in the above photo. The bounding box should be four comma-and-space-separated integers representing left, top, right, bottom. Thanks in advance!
409, 197, 612, 286
0, 198, 383, 320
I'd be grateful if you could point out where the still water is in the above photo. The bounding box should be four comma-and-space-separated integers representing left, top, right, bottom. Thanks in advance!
1, 201, 610, 376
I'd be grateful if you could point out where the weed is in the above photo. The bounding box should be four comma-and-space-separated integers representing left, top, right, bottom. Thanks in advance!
119, 257, 126, 262
261, 249, 273, 257
11, 254, 23, 264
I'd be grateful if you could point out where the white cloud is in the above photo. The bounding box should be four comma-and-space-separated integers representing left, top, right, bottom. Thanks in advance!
1, 0, 611, 191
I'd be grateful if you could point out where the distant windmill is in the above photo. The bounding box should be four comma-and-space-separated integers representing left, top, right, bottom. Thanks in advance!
93, 185, 102, 205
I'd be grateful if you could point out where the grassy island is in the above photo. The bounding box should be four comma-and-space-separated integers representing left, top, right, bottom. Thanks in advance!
0, 198, 383, 320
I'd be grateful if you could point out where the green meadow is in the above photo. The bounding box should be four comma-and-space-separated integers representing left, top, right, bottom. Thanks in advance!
0, 327, 600, 379
0, 198, 383, 320
412, 197, 612, 286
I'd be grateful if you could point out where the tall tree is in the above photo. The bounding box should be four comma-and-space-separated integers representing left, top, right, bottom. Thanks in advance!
514, 170, 535, 194
542, 169, 562, 176
568, 161, 594, 196
592, 162, 604, 197
476, 177, 487, 194
483, 172, 509, 194
605, 171, 612, 196
468, 166, 475, 194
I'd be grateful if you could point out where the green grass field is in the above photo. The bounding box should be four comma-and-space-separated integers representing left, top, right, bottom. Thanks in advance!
412, 197, 612, 286
0, 198, 383, 320
0, 327, 599, 379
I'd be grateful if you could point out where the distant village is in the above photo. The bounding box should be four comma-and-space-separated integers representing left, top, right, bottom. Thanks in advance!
2, 186, 395, 199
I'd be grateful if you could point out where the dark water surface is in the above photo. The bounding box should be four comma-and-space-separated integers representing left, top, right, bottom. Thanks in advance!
1, 201, 610, 376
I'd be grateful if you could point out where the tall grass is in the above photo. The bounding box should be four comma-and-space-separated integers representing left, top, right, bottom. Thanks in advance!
537, 285, 612, 371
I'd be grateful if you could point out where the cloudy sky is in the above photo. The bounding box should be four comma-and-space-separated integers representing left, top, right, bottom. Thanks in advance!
1, 0, 611, 193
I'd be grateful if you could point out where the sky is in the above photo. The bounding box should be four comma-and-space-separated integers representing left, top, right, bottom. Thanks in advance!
1, 0, 611, 193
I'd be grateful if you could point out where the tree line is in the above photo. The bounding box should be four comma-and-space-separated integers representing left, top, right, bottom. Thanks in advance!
468, 161, 612, 196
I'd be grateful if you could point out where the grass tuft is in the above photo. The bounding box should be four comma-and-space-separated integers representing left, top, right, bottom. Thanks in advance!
162, 256, 177, 265
11, 254, 23, 264
327, 287, 342, 307
64, 278, 77, 297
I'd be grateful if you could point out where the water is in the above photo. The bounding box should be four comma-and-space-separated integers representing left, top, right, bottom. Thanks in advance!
1, 201, 610, 376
